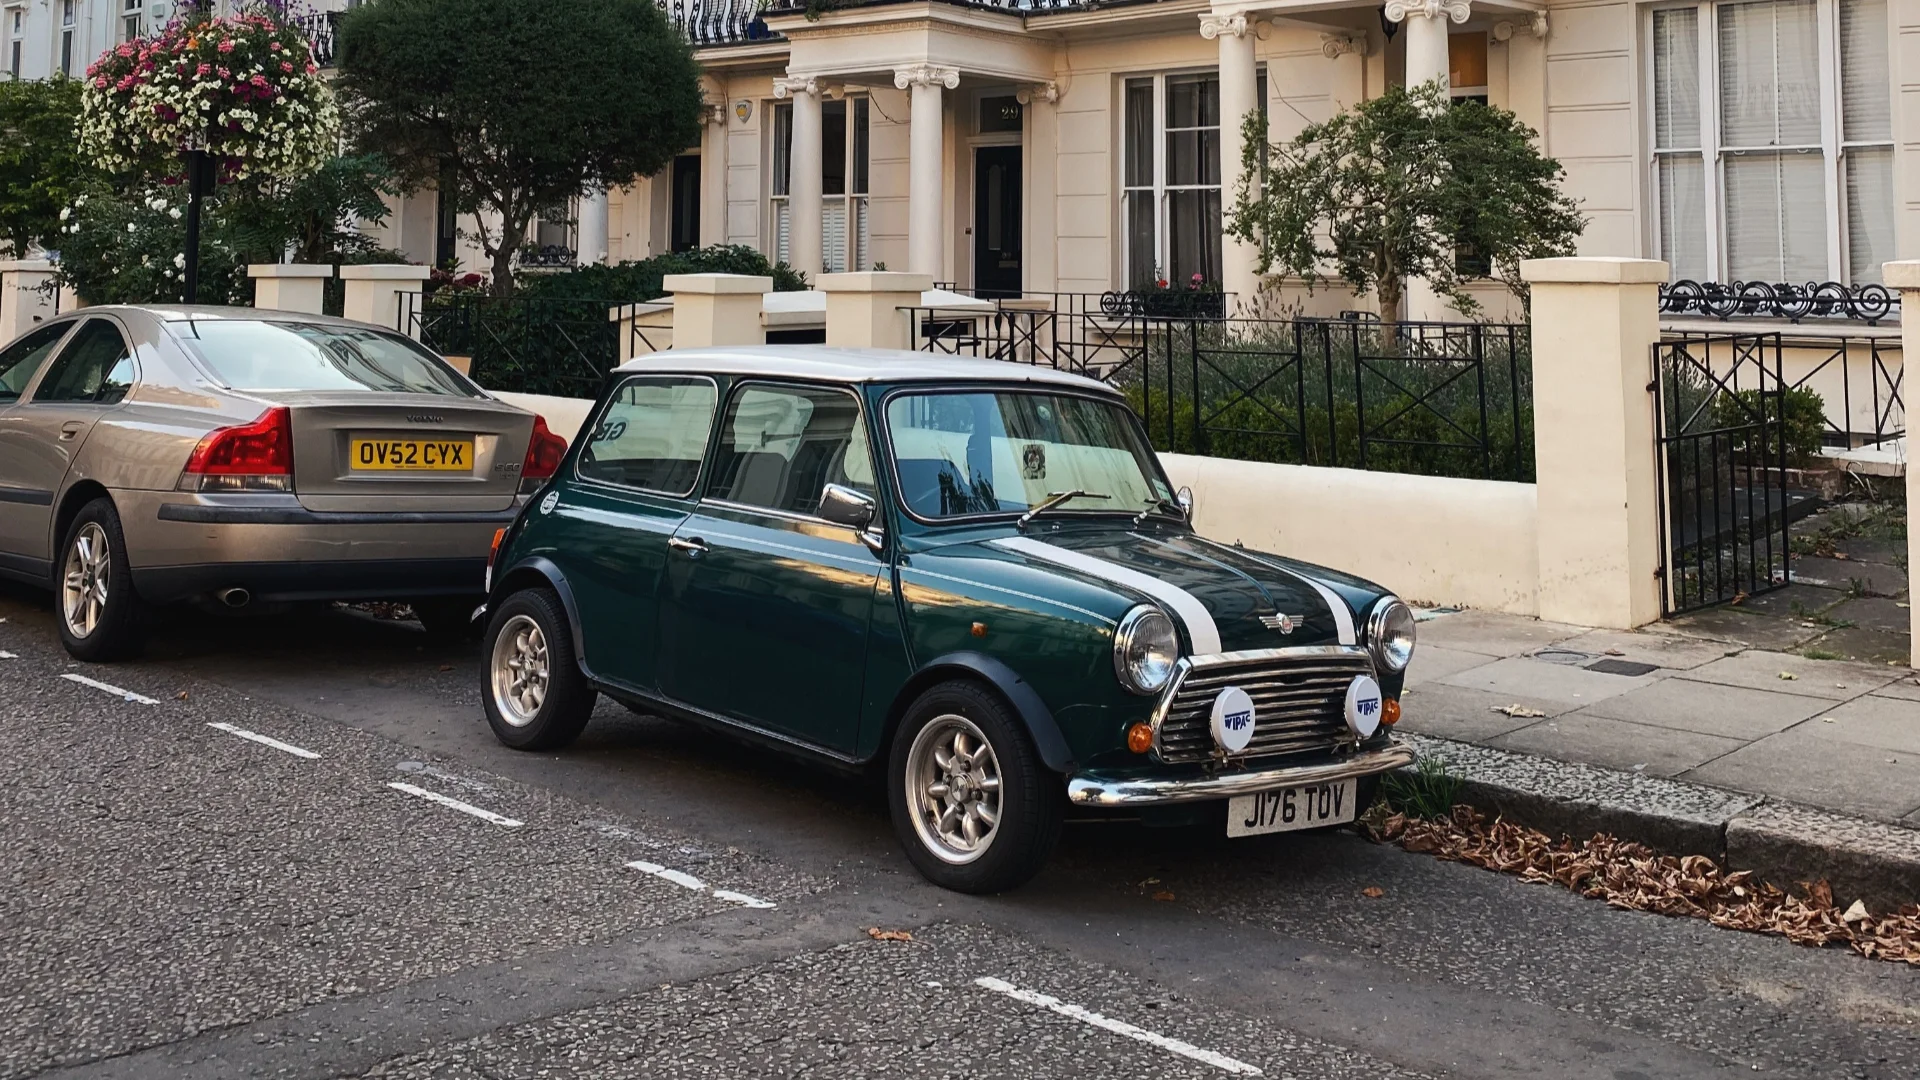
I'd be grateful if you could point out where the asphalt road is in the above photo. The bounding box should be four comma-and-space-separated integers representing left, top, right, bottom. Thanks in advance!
3, 586, 1917, 1079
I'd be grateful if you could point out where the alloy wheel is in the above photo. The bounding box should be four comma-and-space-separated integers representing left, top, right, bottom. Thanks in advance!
905, 713, 1003, 865
61, 522, 110, 640
489, 614, 549, 727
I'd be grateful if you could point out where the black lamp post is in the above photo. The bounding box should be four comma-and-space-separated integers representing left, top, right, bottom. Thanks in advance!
180, 146, 211, 304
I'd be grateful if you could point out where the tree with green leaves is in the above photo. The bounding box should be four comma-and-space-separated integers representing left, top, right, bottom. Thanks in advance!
0, 76, 100, 259
1228, 81, 1584, 327
335, 0, 705, 295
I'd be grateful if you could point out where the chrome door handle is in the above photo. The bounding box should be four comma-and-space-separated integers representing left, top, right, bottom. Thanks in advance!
58, 422, 83, 442
667, 536, 709, 558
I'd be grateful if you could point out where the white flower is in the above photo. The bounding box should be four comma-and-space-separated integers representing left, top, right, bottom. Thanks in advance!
58, 207, 70, 221
74, 194, 85, 205
172, 253, 185, 268
169, 207, 181, 220
126, 222, 137, 233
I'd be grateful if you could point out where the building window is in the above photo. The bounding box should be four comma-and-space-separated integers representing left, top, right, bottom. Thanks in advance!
121, 0, 143, 43
1650, 0, 1893, 285
8, 6, 24, 80
57, 0, 75, 77
770, 96, 870, 273
1122, 73, 1223, 291
1449, 33, 1489, 105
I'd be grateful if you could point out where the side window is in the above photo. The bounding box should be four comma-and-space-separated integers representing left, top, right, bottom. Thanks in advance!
709, 384, 875, 516
0, 321, 74, 403
32, 319, 135, 405
575, 375, 717, 495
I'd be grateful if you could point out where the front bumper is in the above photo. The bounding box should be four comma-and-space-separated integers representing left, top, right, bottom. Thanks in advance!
1064, 741, 1416, 806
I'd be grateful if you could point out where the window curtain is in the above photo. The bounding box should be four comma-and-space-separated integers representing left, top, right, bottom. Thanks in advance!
1653, 7, 1708, 281
1719, 0, 1826, 282
1122, 79, 1156, 289
1841, 0, 1893, 284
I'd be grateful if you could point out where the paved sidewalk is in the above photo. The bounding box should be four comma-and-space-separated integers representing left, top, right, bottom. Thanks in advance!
1401, 608, 1920, 826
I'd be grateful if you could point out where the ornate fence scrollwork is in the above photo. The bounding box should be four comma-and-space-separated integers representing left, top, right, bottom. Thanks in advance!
1658, 279, 1899, 325
660, 0, 775, 45
1099, 289, 1227, 321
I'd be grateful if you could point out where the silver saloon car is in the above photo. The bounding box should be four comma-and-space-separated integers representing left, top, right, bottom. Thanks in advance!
0, 305, 568, 661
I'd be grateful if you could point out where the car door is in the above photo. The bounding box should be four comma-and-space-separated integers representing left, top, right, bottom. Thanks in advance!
562, 373, 719, 692
657, 382, 885, 754
0, 319, 100, 568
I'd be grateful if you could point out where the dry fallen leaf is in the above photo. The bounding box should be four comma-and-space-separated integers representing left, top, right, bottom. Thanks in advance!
1843, 899, 1871, 923
1778, 672, 1799, 681
1151, 890, 1176, 902
1361, 886, 1386, 899
1491, 704, 1548, 718
174, 690, 189, 701
1731, 592, 1748, 605
1604, 648, 1626, 656
866, 928, 913, 942
1822, 717, 1836, 724
438, 664, 453, 672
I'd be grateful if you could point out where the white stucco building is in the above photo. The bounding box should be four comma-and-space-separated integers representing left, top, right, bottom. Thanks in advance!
10, 0, 1905, 314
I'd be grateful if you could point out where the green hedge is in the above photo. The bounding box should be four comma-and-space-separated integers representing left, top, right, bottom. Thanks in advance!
514, 244, 807, 303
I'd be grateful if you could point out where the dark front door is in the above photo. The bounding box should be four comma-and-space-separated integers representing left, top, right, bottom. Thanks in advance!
671, 155, 701, 253
973, 146, 1022, 298
434, 160, 458, 269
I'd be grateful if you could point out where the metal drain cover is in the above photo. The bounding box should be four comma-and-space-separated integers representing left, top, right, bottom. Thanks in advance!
1585, 658, 1660, 677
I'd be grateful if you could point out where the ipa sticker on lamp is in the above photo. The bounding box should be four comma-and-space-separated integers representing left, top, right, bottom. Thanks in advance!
1210, 686, 1256, 753
1344, 675, 1383, 738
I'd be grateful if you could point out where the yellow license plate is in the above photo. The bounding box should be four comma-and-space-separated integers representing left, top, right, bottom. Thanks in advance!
350, 438, 474, 472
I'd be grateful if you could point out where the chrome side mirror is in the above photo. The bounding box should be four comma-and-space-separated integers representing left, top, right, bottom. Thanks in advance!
819, 482, 878, 530
1175, 485, 1195, 519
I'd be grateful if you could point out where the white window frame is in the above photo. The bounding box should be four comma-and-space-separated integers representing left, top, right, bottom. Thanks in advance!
57, 0, 75, 77
1644, 0, 1894, 284
7, 5, 25, 81
121, 0, 143, 43
1118, 69, 1262, 291
768, 95, 870, 273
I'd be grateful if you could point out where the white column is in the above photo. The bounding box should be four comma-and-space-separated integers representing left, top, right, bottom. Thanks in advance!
896, 64, 960, 280
0, 260, 57, 342
777, 75, 824, 284
1883, 260, 1920, 665
576, 188, 610, 266
701, 102, 729, 248
1387, 0, 1470, 321
247, 263, 333, 314
1203, 13, 1260, 312
663, 272, 772, 348
339, 264, 433, 336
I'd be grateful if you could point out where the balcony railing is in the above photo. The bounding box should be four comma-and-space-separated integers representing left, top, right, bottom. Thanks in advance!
290, 11, 339, 68
1659, 279, 1900, 326
660, 0, 776, 46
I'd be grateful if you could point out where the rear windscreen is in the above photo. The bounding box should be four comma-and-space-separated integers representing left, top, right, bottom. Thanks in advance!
173, 320, 479, 396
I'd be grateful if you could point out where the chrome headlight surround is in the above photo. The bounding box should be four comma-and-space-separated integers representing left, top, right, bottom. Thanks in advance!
1366, 597, 1416, 673
1113, 604, 1179, 696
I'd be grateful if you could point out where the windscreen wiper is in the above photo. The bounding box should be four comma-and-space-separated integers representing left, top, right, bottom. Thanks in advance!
1016, 489, 1109, 531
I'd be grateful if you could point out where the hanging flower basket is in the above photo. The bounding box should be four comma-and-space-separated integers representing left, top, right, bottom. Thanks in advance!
77, 12, 339, 184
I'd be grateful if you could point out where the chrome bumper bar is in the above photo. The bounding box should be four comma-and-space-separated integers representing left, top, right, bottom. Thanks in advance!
1064, 741, 1417, 807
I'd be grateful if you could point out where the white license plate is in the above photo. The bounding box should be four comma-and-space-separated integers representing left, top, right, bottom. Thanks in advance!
1227, 778, 1358, 837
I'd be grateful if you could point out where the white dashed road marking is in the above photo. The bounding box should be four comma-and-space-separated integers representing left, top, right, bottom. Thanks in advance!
60, 672, 158, 705
387, 782, 524, 827
0, 650, 16, 659
973, 976, 1262, 1076
207, 722, 320, 760
627, 860, 778, 909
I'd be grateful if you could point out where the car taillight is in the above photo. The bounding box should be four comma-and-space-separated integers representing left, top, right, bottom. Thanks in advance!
519, 415, 568, 494
178, 406, 294, 492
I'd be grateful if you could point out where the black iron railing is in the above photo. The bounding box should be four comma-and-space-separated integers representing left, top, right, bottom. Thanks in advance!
290, 11, 338, 68
400, 292, 618, 399
904, 296, 1533, 482
1659, 279, 1899, 325
660, 0, 776, 45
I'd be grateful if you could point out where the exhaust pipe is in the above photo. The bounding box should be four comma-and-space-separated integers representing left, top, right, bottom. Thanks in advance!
216, 587, 251, 609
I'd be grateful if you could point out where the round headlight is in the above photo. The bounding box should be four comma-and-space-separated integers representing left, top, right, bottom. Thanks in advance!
1114, 605, 1178, 695
1367, 598, 1416, 673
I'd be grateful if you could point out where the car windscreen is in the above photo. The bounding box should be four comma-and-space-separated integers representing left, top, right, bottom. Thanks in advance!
171, 320, 479, 396
886, 389, 1171, 520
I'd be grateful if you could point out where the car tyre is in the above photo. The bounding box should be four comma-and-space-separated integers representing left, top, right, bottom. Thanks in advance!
888, 680, 1063, 894
55, 498, 147, 662
414, 597, 482, 642
481, 588, 595, 750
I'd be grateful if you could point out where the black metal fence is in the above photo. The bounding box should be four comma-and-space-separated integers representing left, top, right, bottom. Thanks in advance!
660, 0, 775, 45
399, 292, 618, 399
1659, 279, 1899, 325
905, 296, 1533, 482
1653, 332, 1812, 614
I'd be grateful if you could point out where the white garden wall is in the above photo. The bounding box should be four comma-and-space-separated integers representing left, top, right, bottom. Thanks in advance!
1159, 453, 1541, 616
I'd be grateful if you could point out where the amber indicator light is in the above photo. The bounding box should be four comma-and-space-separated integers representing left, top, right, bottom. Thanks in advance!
970, 621, 988, 637
1126, 722, 1153, 754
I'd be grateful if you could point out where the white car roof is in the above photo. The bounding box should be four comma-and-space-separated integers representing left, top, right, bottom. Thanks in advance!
612, 345, 1120, 393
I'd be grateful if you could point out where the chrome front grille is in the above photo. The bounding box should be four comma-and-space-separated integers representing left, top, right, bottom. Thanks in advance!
1153, 648, 1374, 765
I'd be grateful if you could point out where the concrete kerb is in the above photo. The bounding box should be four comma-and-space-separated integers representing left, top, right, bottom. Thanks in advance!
1396, 732, 1920, 911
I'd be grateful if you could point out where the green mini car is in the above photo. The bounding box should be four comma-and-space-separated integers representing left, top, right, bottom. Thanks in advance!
479, 346, 1417, 893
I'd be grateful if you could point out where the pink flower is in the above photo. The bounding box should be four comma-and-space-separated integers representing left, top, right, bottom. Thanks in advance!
197, 62, 210, 76
250, 73, 268, 86
217, 39, 235, 54
304, 62, 316, 74
115, 75, 136, 91
280, 61, 292, 73
94, 77, 109, 88
269, 41, 282, 52
116, 44, 133, 58
217, 66, 229, 78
